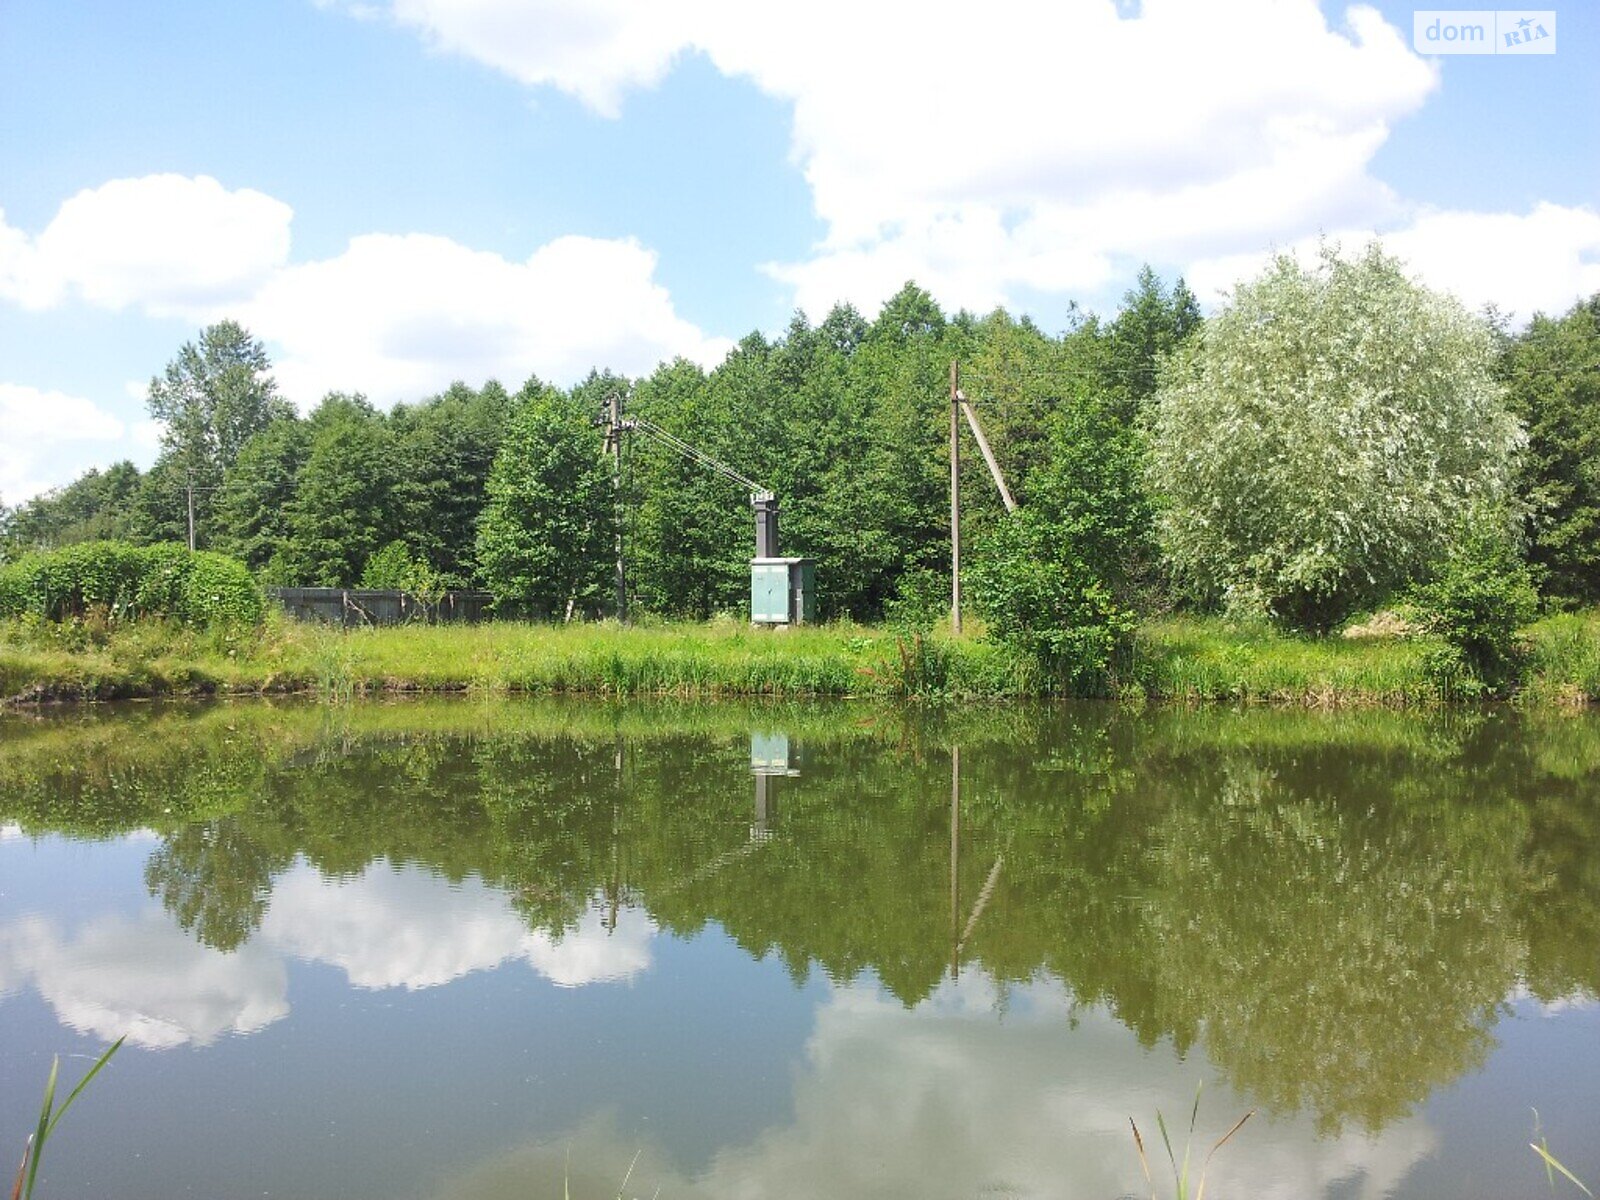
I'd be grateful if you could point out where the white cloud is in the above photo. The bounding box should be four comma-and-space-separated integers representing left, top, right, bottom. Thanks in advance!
382, 0, 692, 117
1187, 202, 1600, 320
2, 177, 731, 416
240, 231, 731, 407
0, 176, 290, 315
261, 860, 655, 990
0, 913, 288, 1049
0, 382, 133, 506
696, 976, 1438, 1200
339, 0, 1443, 316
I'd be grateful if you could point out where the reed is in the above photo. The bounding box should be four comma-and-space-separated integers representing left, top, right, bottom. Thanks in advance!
1129, 1085, 1253, 1200
11, 1038, 122, 1200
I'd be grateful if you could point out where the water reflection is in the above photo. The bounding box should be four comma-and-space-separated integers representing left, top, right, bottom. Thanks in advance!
0, 911, 287, 1047
434, 976, 1440, 1200
261, 865, 655, 990
3, 700, 1600, 1198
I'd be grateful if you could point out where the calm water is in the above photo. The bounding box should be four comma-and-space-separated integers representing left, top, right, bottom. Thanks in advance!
3, 699, 1600, 1200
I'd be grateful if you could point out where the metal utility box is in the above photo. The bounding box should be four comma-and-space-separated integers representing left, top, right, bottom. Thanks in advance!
750, 557, 815, 625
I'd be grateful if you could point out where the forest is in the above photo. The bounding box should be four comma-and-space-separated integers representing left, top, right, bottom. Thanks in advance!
3, 245, 1598, 689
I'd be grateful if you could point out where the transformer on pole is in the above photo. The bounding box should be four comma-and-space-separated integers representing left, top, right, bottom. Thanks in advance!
605, 397, 814, 625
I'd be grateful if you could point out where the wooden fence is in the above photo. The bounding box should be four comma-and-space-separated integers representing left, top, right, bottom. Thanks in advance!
268, 587, 495, 626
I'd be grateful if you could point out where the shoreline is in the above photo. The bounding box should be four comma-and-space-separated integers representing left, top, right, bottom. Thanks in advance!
4, 611, 1596, 708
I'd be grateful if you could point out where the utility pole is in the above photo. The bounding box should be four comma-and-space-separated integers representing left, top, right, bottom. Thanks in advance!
949, 360, 962, 634
608, 392, 627, 623
949, 744, 960, 980
186, 470, 196, 552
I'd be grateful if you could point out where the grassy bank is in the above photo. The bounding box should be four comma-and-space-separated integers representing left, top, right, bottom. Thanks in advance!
1, 610, 1597, 705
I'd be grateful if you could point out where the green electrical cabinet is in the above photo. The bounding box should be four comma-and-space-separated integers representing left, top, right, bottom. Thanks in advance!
750, 557, 815, 625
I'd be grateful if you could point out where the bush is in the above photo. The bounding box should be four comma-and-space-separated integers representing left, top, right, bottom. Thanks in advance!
1411, 523, 1539, 690
360, 539, 415, 590
881, 567, 951, 695
0, 541, 263, 627
179, 552, 265, 627
969, 507, 1136, 693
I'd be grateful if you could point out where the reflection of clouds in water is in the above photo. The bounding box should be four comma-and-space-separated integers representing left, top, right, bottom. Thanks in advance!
705, 975, 1436, 1200
0, 822, 25, 841
0, 859, 654, 1048
434, 972, 1438, 1200
261, 861, 655, 990
0, 912, 287, 1048
1509, 982, 1600, 1017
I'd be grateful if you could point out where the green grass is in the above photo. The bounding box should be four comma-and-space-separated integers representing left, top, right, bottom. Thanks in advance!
0, 611, 1028, 703
1126, 616, 1443, 706
1, 608, 1596, 705
1522, 611, 1600, 706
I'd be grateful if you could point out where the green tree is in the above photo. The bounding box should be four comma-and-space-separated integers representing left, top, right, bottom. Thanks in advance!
1148, 244, 1524, 631
390, 380, 512, 584
1502, 293, 1600, 605
283, 395, 401, 586
969, 395, 1144, 686
2, 462, 143, 549
476, 383, 614, 618
1103, 265, 1202, 418
143, 321, 290, 547
628, 359, 751, 617
213, 414, 311, 578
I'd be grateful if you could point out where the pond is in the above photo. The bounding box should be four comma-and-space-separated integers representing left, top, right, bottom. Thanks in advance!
2, 699, 1599, 1199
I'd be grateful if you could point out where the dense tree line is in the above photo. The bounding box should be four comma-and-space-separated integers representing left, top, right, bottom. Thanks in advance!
0, 273, 1198, 613
3, 257, 1598, 684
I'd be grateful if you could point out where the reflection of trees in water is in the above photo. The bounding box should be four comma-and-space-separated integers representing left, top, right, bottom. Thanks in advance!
7, 701, 1600, 1132
144, 819, 288, 951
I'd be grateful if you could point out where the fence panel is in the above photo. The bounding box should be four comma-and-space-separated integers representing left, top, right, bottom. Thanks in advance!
268, 588, 496, 626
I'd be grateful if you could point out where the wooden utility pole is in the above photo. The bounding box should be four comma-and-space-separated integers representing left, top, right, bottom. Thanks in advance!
958, 394, 1017, 513
609, 392, 627, 623
186, 470, 196, 552
949, 360, 961, 634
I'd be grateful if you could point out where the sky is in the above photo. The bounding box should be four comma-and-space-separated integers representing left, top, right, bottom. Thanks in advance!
1, 0, 1596, 504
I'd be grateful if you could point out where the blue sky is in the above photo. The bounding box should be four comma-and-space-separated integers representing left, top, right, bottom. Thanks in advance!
1, 0, 1596, 502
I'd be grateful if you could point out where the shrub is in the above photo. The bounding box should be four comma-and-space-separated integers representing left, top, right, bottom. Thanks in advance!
1411, 523, 1539, 690
969, 507, 1136, 693
360, 539, 415, 590
0, 541, 263, 627
881, 567, 951, 695
179, 552, 265, 627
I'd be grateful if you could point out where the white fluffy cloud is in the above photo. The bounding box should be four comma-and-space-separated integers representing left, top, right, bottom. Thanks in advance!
695, 977, 1438, 1200
0, 382, 133, 505
345, 0, 1445, 315
0, 176, 290, 315
0, 176, 730, 416
1188, 201, 1600, 319
434, 974, 1441, 1200
337, 0, 1600, 323
240, 232, 731, 407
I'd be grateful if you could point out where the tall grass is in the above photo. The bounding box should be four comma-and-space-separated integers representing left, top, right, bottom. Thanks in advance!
1523, 612, 1600, 706
1129, 1085, 1254, 1200
1126, 616, 1443, 706
1, 607, 1595, 705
